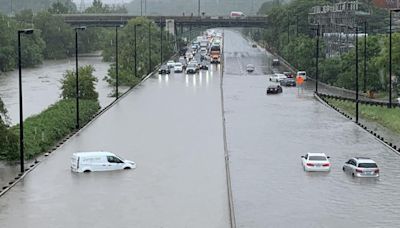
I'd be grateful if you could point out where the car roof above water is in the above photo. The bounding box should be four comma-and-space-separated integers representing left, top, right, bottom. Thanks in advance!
307, 153, 327, 156
73, 151, 114, 157
353, 157, 376, 163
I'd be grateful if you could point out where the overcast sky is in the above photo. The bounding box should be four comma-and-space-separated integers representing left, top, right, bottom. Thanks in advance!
72, 0, 130, 6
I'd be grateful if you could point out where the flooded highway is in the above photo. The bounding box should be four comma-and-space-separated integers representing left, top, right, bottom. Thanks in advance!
0, 55, 117, 124
2, 28, 400, 228
0, 66, 230, 227
223, 30, 400, 227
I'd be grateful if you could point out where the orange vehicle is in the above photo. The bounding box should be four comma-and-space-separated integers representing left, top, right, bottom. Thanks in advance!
210, 45, 221, 63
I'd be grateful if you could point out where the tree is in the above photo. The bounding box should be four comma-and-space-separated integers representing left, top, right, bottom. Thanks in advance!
48, 1, 74, 14
103, 18, 175, 87
61, 65, 99, 100
0, 96, 18, 160
34, 12, 74, 59
85, 0, 110, 14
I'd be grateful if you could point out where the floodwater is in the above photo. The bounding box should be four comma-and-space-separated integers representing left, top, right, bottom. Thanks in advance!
223, 29, 400, 227
0, 63, 230, 227
0, 54, 117, 125
0, 54, 120, 190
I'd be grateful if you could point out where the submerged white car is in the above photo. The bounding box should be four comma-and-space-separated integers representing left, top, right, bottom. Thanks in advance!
269, 73, 287, 82
301, 153, 331, 172
71, 151, 136, 173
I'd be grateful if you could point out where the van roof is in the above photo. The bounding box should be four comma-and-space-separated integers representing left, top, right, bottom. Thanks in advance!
72, 151, 115, 157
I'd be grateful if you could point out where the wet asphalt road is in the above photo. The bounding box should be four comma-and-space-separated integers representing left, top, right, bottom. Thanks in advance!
0, 66, 230, 227
2, 29, 400, 228
223, 30, 400, 227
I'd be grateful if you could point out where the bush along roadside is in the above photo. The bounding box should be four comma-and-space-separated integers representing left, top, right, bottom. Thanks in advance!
7, 99, 100, 160
1, 65, 100, 161
317, 94, 400, 153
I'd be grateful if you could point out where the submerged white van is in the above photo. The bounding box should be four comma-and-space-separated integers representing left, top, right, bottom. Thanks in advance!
71, 151, 136, 173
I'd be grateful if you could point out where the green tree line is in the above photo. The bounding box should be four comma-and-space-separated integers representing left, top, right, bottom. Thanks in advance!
255, 0, 399, 96
102, 17, 175, 87
0, 65, 100, 161
0, 0, 128, 72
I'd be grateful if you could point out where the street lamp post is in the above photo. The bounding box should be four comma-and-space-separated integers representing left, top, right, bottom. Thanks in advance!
315, 24, 320, 94
198, 0, 201, 17
363, 21, 367, 93
140, 0, 143, 16
115, 25, 122, 100
389, 9, 400, 108
287, 11, 290, 44
74, 26, 86, 130
134, 24, 138, 78
148, 22, 152, 73
160, 19, 163, 64
18, 29, 34, 173
355, 26, 359, 123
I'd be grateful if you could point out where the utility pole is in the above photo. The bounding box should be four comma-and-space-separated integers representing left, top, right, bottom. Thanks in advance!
315, 24, 320, 94
355, 26, 359, 123
148, 22, 152, 73
363, 21, 367, 93
160, 18, 163, 63
198, 0, 201, 17
140, 0, 143, 16
287, 11, 290, 44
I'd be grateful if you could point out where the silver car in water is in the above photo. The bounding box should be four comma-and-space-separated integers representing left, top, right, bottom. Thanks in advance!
343, 157, 379, 178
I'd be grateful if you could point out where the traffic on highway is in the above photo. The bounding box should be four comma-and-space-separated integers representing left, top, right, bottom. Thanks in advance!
1, 26, 400, 228
223, 29, 400, 227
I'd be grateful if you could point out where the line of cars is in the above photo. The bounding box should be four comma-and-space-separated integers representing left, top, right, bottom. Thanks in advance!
301, 153, 380, 178
266, 71, 307, 95
158, 57, 208, 75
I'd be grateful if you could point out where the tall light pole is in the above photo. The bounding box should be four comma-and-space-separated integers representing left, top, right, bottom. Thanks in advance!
355, 26, 359, 123
198, 0, 201, 17
363, 21, 367, 93
148, 22, 152, 73
140, 0, 143, 16
18, 28, 34, 173
287, 11, 290, 44
134, 24, 138, 78
315, 24, 320, 94
115, 25, 123, 100
74, 26, 86, 129
160, 18, 163, 64
389, 9, 400, 108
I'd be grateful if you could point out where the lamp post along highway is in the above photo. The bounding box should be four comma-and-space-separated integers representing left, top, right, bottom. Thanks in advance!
18, 28, 34, 173
355, 26, 359, 123
74, 26, 86, 129
115, 25, 122, 99
315, 24, 320, 94
389, 9, 400, 108
148, 22, 152, 74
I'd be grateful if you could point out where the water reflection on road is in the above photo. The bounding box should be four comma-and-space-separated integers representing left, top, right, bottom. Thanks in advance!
0, 59, 230, 227
223, 29, 400, 227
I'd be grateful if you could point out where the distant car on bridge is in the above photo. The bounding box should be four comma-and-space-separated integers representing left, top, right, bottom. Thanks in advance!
230, 11, 246, 18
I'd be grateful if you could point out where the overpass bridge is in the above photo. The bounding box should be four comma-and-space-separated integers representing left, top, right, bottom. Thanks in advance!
61, 14, 269, 28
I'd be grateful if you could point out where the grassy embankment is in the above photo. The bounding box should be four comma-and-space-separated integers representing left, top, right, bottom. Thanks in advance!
0, 99, 100, 161
325, 98, 400, 135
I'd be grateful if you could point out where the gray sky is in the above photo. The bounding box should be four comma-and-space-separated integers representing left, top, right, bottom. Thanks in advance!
72, 0, 130, 6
